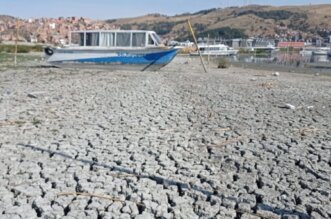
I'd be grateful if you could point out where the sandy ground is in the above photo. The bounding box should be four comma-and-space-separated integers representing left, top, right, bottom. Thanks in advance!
0, 56, 330, 219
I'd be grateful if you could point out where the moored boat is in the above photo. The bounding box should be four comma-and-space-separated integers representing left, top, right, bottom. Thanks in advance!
44, 30, 178, 71
312, 47, 330, 56
299, 49, 313, 56
190, 44, 238, 56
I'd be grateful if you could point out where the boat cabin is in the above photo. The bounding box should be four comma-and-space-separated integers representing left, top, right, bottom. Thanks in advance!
69, 30, 162, 48
191, 43, 238, 56
198, 44, 229, 52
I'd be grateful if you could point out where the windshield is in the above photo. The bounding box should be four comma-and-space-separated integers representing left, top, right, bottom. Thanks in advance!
152, 33, 162, 45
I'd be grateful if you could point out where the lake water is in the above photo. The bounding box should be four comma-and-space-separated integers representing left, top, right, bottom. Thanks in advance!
232, 52, 331, 65
225, 52, 331, 74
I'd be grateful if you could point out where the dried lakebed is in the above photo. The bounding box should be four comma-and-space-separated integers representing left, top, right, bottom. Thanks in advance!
0, 57, 330, 219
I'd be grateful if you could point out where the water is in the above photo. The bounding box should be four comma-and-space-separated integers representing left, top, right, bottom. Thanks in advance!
232, 52, 330, 65
226, 52, 331, 74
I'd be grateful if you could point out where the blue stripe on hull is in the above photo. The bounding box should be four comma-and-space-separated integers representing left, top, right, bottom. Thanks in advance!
55, 49, 178, 66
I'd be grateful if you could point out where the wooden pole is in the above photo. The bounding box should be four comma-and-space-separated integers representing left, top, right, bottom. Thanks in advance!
187, 20, 207, 73
207, 33, 210, 64
14, 19, 18, 67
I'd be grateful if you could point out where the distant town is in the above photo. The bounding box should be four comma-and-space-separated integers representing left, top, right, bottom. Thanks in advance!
1, 4, 331, 50
0, 16, 118, 45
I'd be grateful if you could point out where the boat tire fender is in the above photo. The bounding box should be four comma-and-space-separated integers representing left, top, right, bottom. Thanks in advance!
44, 47, 54, 56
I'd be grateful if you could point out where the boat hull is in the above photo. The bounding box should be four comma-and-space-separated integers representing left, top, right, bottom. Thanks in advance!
45, 48, 178, 71
190, 51, 238, 56
313, 51, 328, 56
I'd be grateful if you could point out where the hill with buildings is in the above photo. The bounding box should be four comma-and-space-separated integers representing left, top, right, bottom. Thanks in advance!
0, 4, 330, 45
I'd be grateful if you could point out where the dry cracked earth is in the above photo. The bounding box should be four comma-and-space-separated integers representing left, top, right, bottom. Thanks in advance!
0, 57, 330, 219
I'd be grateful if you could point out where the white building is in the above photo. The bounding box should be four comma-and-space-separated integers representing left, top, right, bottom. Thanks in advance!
30, 35, 38, 43
49, 23, 56, 29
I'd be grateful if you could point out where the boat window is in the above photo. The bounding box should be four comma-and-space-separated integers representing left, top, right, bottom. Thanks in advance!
116, 32, 131, 47
152, 33, 161, 45
71, 32, 84, 46
86, 32, 99, 46
132, 33, 146, 47
148, 34, 155, 46
100, 32, 115, 47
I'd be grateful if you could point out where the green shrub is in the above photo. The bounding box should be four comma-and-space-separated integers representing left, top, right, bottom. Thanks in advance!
198, 27, 247, 40
238, 48, 252, 54
0, 44, 43, 53
236, 10, 306, 20
217, 58, 228, 69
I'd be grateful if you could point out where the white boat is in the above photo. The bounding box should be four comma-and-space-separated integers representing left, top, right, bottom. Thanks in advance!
300, 49, 313, 56
190, 44, 238, 56
44, 30, 178, 71
251, 43, 276, 52
312, 47, 330, 55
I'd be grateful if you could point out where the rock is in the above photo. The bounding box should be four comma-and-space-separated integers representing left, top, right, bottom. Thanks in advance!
283, 103, 296, 110
121, 202, 139, 216
84, 210, 98, 218
241, 213, 261, 219
238, 202, 252, 213
66, 210, 87, 218
272, 72, 280, 76
155, 204, 168, 218
194, 200, 219, 218
108, 202, 123, 213
119, 213, 131, 219
307, 105, 314, 110
161, 212, 173, 219
1, 215, 21, 219
310, 211, 324, 219
256, 209, 281, 219
135, 212, 155, 219
222, 197, 237, 209
28, 91, 47, 99
218, 206, 237, 218
142, 200, 158, 214
282, 214, 300, 219
28, 93, 39, 99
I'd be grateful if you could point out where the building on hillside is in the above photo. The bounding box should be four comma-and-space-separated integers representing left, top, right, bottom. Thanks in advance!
241, 38, 254, 48
314, 39, 322, 47
231, 38, 275, 49
49, 23, 56, 29
277, 42, 305, 49
232, 39, 241, 49
30, 35, 38, 43
59, 39, 67, 45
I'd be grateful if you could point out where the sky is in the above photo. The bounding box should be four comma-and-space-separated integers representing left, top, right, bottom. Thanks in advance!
0, 0, 330, 19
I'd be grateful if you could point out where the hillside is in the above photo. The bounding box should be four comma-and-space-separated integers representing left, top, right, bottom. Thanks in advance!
0, 4, 330, 44
106, 4, 331, 41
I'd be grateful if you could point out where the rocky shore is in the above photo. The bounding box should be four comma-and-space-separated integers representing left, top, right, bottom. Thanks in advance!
0, 57, 330, 218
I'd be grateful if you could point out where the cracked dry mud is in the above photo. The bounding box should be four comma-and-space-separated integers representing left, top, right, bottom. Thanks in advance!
0, 57, 330, 219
